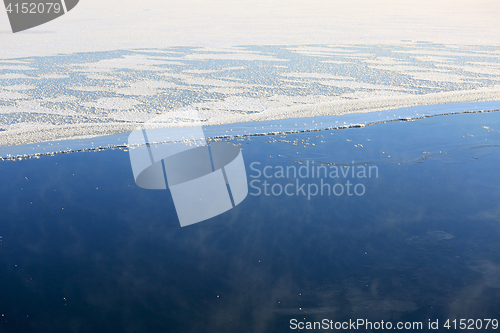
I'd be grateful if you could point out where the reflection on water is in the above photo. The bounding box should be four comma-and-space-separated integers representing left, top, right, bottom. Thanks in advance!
0, 111, 500, 332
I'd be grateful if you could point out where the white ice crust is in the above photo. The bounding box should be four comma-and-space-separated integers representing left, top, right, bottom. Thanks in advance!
1, 0, 499, 59
1, 0, 500, 151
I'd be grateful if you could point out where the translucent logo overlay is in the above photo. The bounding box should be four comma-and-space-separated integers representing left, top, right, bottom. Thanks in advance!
128, 112, 248, 227
4, 0, 79, 33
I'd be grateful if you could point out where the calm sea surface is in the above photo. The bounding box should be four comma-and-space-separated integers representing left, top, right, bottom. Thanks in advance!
1, 111, 500, 332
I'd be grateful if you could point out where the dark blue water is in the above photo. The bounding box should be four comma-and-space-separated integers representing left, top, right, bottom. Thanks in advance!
1, 111, 500, 332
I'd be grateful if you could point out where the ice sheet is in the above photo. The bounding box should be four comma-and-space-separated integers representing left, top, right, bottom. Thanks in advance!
1, 100, 499, 160
1, 0, 500, 60
1, 44, 500, 150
